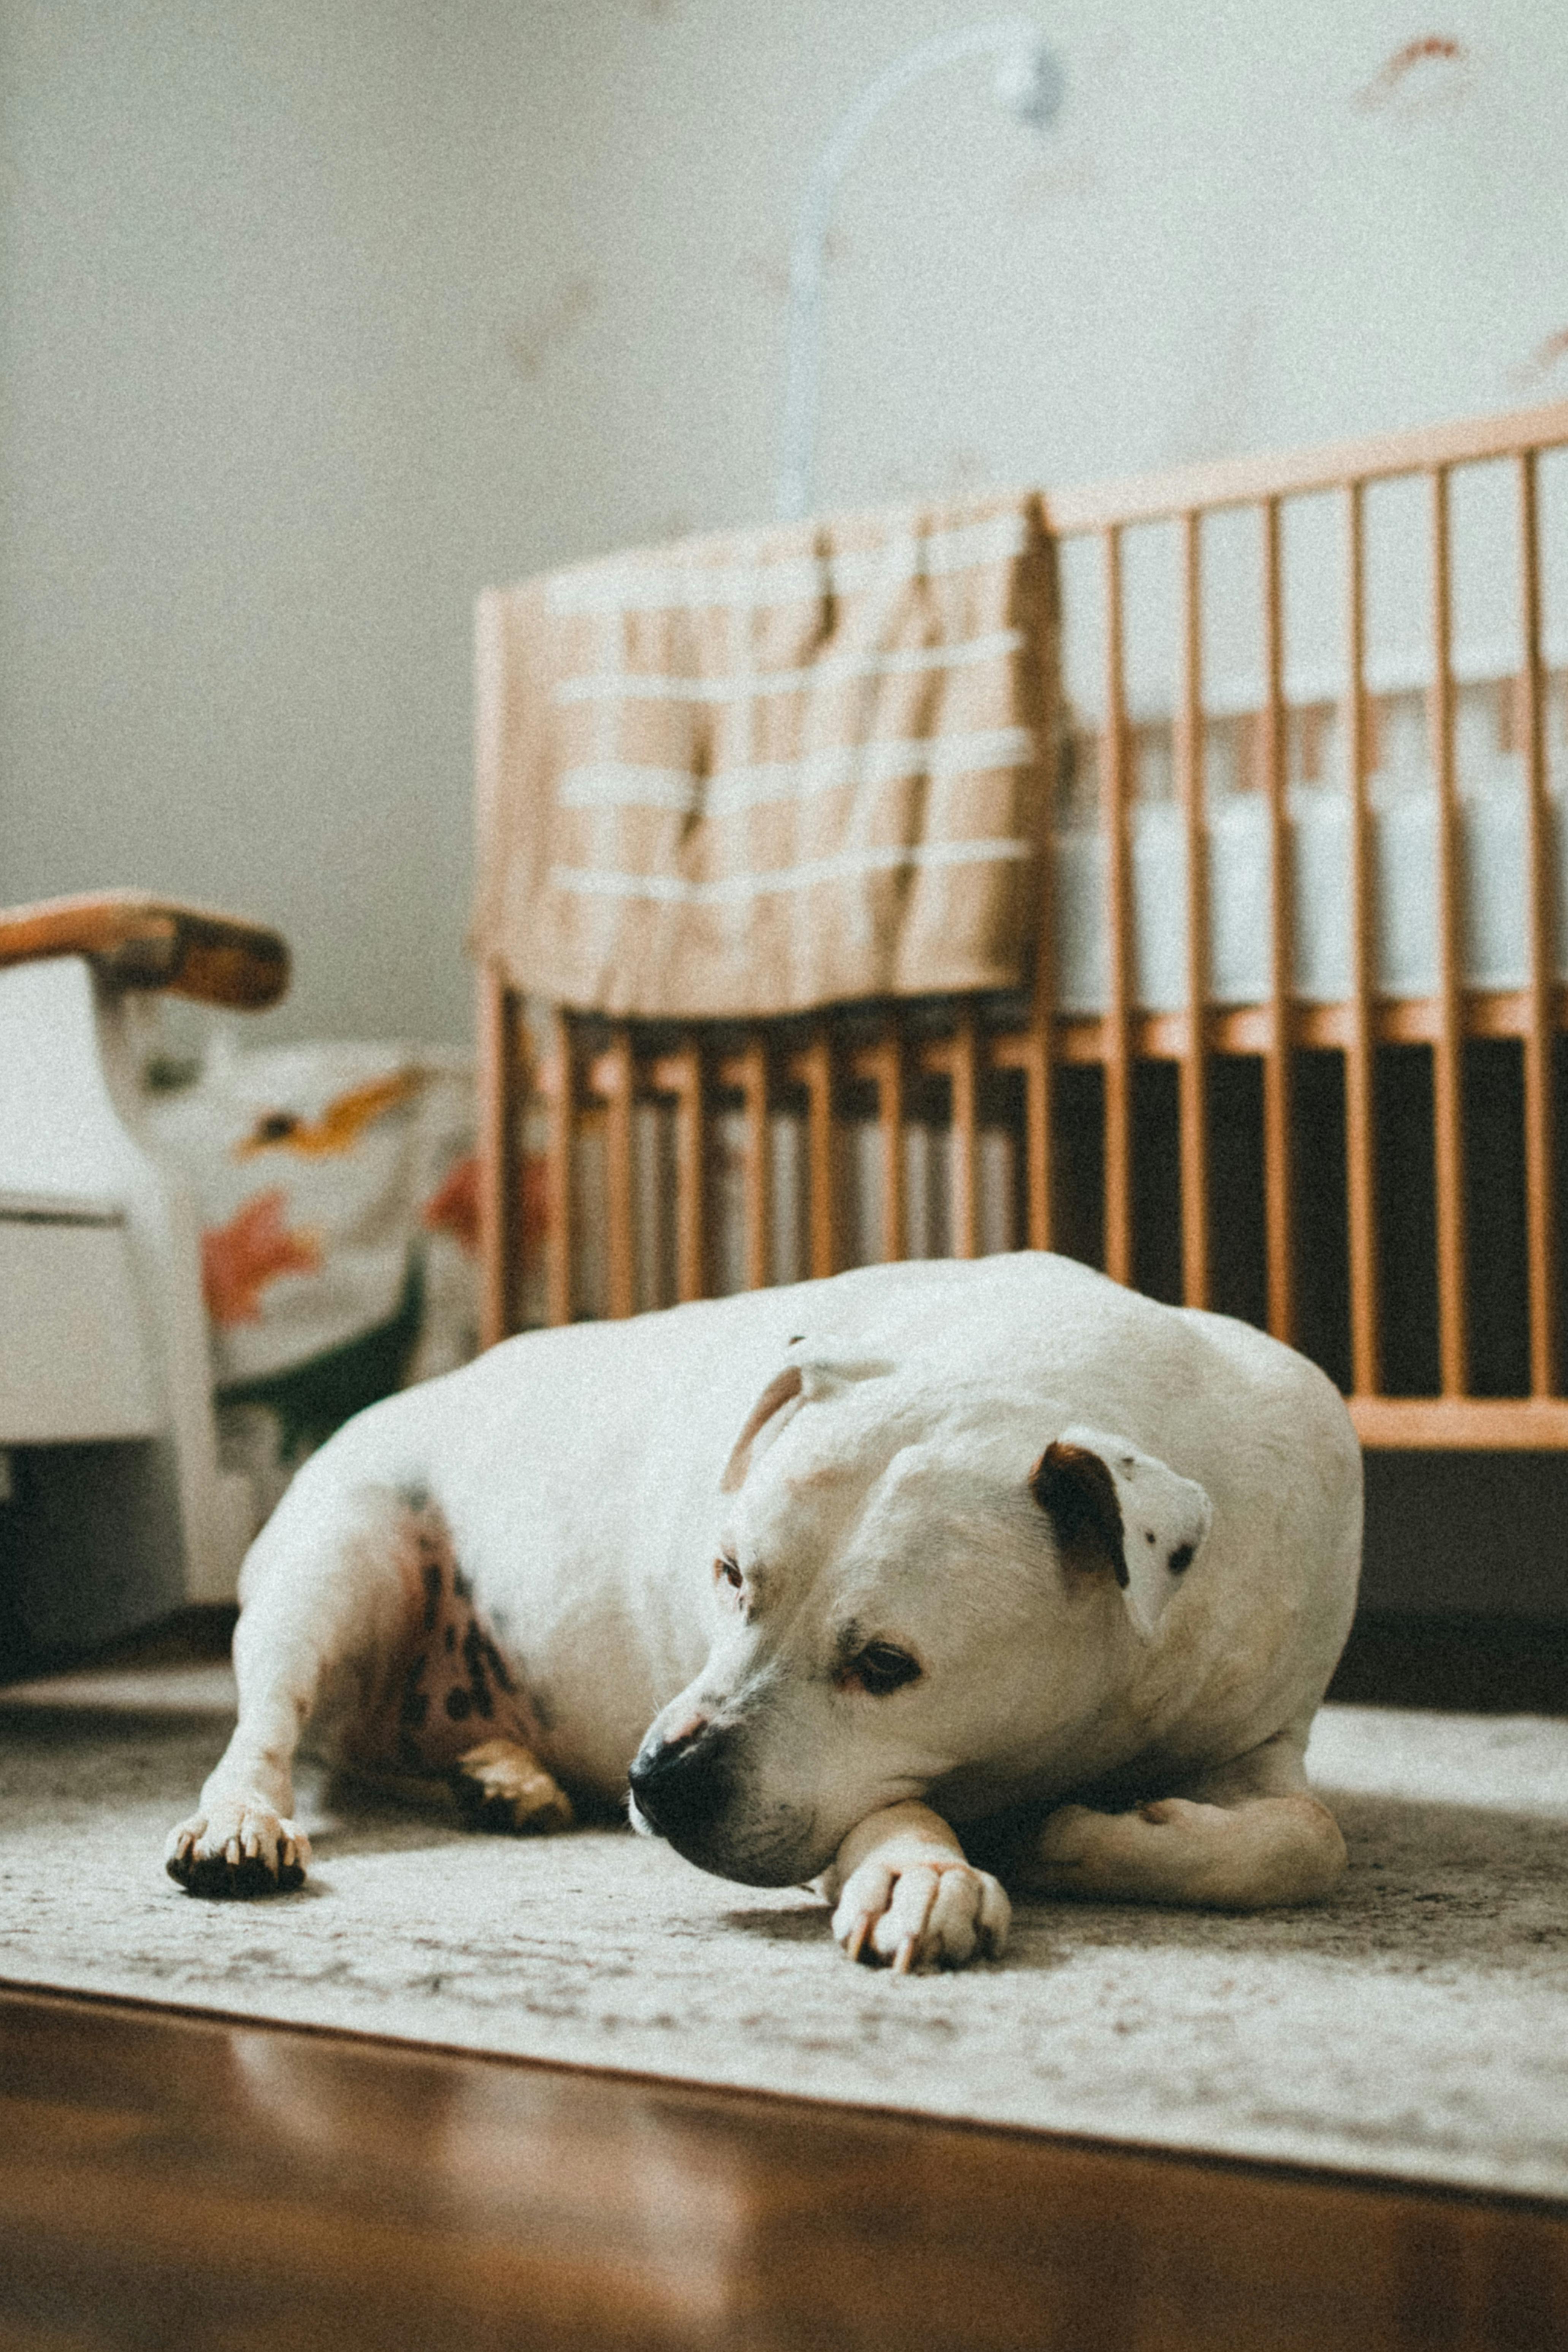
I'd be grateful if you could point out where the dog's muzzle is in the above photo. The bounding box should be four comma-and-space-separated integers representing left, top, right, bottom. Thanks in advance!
628, 1719, 737, 1849
629, 1717, 823, 1886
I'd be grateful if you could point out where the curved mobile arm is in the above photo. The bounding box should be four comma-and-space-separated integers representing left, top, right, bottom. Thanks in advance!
774, 19, 1065, 523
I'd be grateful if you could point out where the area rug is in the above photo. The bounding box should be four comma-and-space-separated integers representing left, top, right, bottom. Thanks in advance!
2, 1659, 1566, 2199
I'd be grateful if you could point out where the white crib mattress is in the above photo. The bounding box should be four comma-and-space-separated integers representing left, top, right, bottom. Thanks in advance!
1051, 782, 1564, 1014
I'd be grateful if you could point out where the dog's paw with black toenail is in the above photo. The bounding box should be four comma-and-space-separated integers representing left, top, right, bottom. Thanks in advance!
831, 1854, 1010, 1971
165, 1799, 311, 1897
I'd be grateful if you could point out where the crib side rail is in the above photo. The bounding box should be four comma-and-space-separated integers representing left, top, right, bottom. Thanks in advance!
481, 982, 1568, 1450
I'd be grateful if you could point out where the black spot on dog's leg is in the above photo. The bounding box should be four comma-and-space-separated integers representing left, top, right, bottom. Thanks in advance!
400, 1654, 430, 1729
477, 1630, 515, 1693
1168, 1542, 1195, 1575
461, 1625, 496, 1720
422, 1560, 442, 1633
446, 1687, 474, 1722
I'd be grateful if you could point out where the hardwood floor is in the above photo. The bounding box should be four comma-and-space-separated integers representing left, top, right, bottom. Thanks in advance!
0, 1986, 1563, 2352
3, 1608, 1565, 2348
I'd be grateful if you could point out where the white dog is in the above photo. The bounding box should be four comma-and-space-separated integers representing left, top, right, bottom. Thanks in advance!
167, 1253, 1361, 1970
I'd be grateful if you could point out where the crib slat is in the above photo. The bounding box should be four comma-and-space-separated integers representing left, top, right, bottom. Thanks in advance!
1025, 557, 1060, 1256
1519, 449, 1560, 1397
874, 1032, 907, 1261
1102, 524, 1134, 1286
1023, 1025, 1054, 1253
1341, 481, 1383, 1397
673, 1040, 708, 1304
951, 1006, 981, 1259
545, 1008, 575, 1327
476, 962, 521, 1350
604, 1026, 636, 1320
1261, 497, 1296, 1346
1429, 466, 1470, 1398
803, 1029, 839, 1280
740, 1032, 772, 1291
1177, 511, 1211, 1309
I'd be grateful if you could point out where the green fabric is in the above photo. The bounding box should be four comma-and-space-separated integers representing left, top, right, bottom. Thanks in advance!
217, 1251, 424, 1464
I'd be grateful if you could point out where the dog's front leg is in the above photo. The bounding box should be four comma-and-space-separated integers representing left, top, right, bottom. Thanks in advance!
817, 1802, 1011, 1972
1014, 1732, 1347, 1911
166, 1480, 414, 1898
165, 1597, 322, 1897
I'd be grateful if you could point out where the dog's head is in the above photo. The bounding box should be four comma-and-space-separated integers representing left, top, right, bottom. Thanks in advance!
628, 1342, 1212, 1886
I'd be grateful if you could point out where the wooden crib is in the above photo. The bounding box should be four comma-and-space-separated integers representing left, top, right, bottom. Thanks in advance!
476, 397, 1568, 1454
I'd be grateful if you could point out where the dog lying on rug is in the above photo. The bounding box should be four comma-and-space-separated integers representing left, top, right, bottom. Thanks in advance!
166, 1253, 1361, 1970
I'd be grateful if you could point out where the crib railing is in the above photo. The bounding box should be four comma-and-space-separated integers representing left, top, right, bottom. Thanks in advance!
478, 396, 1568, 1453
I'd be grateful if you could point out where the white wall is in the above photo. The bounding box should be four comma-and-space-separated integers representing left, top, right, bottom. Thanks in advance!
3, 0, 1566, 1044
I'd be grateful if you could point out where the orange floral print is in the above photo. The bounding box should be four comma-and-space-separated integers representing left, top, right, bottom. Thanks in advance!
419, 1152, 550, 1262
422, 1155, 481, 1255
201, 1190, 323, 1326
234, 1070, 425, 1160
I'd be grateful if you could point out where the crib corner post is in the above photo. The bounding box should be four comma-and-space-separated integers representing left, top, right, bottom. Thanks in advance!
545, 1007, 577, 1329
1518, 445, 1561, 1401
476, 958, 524, 1351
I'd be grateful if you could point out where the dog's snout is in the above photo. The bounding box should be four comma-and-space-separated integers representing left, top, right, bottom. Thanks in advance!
628, 1719, 733, 1845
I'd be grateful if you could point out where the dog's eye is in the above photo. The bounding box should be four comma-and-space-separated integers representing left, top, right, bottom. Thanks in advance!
847, 1642, 922, 1697
715, 1553, 743, 1590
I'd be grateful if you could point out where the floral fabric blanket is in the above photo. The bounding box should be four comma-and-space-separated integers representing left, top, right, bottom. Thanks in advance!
143, 1038, 478, 1518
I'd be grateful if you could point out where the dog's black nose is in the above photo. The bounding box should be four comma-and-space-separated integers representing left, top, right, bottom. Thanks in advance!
629, 1721, 734, 1845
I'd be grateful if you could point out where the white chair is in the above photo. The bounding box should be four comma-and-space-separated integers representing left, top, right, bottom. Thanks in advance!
0, 894, 288, 1670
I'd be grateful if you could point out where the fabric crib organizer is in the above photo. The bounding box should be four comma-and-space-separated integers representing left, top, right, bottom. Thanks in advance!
474, 398, 1568, 1455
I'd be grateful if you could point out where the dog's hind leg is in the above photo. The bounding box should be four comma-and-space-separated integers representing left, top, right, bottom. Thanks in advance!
166, 1474, 427, 1897
449, 1738, 573, 1834
1012, 1724, 1347, 1912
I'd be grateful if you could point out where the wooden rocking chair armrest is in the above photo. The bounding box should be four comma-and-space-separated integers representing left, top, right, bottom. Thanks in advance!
0, 891, 290, 1010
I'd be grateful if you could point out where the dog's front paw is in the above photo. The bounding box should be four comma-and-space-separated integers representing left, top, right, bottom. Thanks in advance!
831, 1855, 1010, 1973
166, 1800, 311, 1898
452, 1739, 574, 1834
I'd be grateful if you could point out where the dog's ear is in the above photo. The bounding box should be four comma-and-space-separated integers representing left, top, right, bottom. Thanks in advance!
720, 1366, 804, 1492
794, 1346, 894, 1403
1030, 1423, 1212, 1640
719, 1350, 894, 1493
